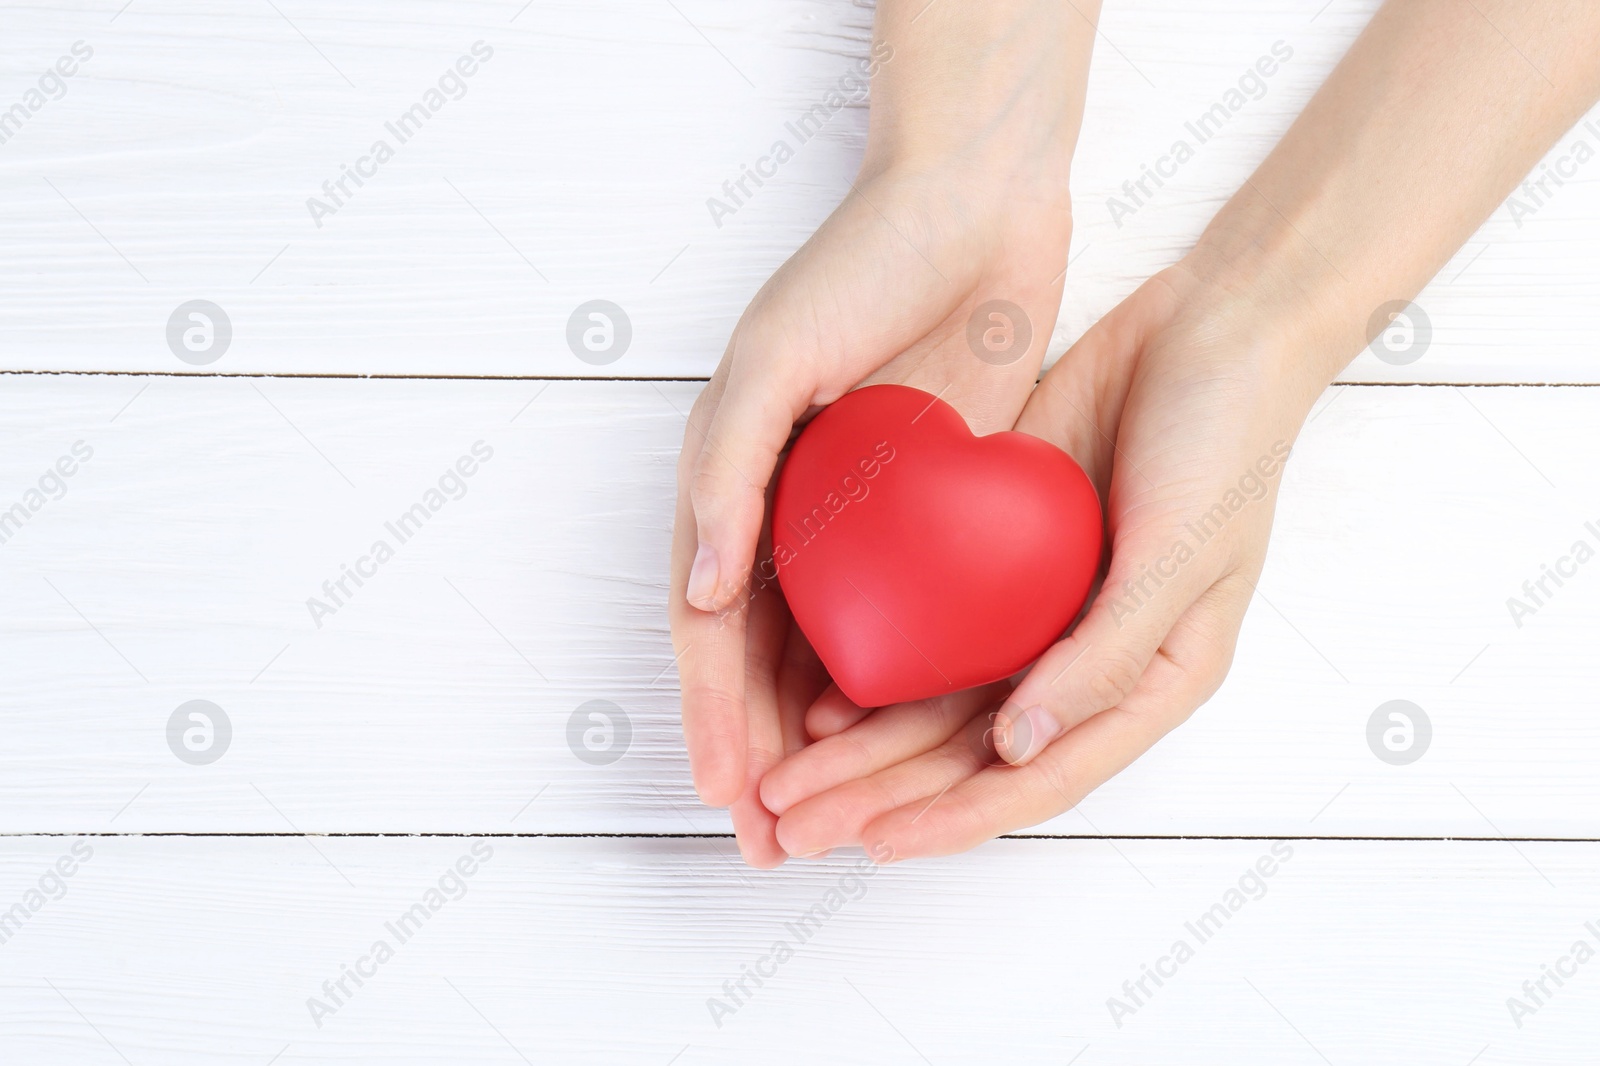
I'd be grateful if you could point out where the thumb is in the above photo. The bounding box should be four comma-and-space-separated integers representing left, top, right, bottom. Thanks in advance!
683, 346, 812, 612
683, 179, 982, 612
685, 263, 960, 613
993, 522, 1222, 764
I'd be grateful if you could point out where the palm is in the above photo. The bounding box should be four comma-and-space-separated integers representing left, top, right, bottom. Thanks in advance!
758, 270, 1321, 860
673, 169, 1074, 865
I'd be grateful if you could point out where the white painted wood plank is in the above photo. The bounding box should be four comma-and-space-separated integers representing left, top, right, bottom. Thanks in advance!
2, 0, 1596, 380
1, 375, 1596, 836
0, 836, 1593, 1064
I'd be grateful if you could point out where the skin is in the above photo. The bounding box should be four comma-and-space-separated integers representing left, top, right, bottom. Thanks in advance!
670, 0, 1101, 866
674, 0, 1600, 865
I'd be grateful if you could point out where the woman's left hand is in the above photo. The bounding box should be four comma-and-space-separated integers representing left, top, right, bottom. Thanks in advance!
759, 260, 1336, 860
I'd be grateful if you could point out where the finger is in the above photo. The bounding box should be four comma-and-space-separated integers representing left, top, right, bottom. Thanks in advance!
985, 296, 1166, 770
803, 684, 874, 741
864, 577, 1252, 858
669, 446, 748, 807
684, 177, 989, 614
761, 682, 1006, 817
991, 512, 1224, 765
737, 618, 830, 866
728, 567, 798, 869
773, 712, 995, 857
685, 345, 814, 612
776, 626, 830, 756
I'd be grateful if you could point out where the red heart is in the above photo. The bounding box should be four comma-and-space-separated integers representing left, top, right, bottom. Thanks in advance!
771, 383, 1102, 708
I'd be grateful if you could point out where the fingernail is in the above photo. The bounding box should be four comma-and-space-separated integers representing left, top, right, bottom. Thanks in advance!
1000, 704, 1061, 764
686, 543, 720, 610
799, 848, 833, 860
692, 779, 725, 809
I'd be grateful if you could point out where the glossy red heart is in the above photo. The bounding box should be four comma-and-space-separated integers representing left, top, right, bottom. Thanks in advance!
771, 383, 1102, 708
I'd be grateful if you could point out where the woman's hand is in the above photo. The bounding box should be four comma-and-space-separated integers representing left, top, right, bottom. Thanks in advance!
670, 1, 1103, 866
671, 163, 1071, 864
758, 0, 1600, 862
758, 260, 1333, 859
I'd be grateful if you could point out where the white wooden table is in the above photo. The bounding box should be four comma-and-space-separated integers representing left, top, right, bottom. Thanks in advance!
3, 1, 1598, 1062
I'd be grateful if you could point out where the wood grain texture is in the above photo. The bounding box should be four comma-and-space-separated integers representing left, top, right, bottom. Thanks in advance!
0, 836, 1594, 1064
1, 0, 1596, 380
6, 3, 1598, 1061
2, 375, 1596, 836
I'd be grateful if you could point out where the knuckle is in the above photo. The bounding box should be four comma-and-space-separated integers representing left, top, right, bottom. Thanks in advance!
919, 781, 982, 836
836, 729, 875, 769
683, 679, 740, 724
1202, 640, 1239, 699
863, 773, 906, 815
1035, 758, 1078, 813
1083, 651, 1143, 709
675, 440, 701, 490
688, 460, 728, 516
680, 392, 718, 449
745, 741, 783, 774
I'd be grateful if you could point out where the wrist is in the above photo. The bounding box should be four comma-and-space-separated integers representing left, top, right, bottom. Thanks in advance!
859, 2, 1094, 211
859, 101, 1077, 217
1176, 195, 1371, 388
859, 150, 1074, 243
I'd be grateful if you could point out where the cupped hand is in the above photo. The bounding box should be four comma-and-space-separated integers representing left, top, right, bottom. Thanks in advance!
669, 161, 1073, 865
759, 263, 1340, 860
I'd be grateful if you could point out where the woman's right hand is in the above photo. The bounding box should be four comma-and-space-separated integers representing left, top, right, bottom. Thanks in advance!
669, 0, 1102, 866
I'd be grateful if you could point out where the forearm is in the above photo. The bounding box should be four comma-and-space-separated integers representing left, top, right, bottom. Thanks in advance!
1184, 0, 1600, 380
863, 0, 1100, 192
